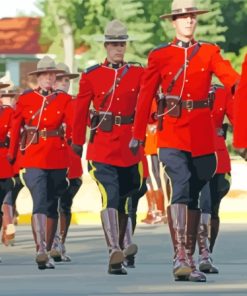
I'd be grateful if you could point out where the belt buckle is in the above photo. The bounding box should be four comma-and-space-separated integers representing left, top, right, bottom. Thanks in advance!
186, 100, 193, 110
40, 128, 47, 140
115, 116, 121, 126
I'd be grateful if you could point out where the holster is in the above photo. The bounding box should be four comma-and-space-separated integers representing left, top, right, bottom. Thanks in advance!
157, 93, 166, 131
89, 110, 99, 143
157, 94, 181, 131
98, 111, 113, 132
165, 95, 181, 118
20, 127, 39, 151
208, 90, 215, 110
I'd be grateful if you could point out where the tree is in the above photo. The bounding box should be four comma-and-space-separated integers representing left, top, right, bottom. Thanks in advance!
218, 0, 247, 53
38, 0, 83, 72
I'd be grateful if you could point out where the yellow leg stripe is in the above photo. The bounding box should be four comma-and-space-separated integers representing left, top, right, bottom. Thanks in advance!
19, 168, 27, 187
225, 172, 232, 185
125, 197, 130, 214
138, 161, 144, 190
88, 161, 108, 210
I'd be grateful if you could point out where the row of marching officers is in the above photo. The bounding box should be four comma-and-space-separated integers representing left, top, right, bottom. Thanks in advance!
1, 3, 247, 282
1, 18, 147, 273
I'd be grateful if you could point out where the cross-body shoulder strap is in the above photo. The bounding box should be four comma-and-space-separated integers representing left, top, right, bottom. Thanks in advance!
28, 92, 58, 126
166, 43, 201, 94
99, 64, 130, 109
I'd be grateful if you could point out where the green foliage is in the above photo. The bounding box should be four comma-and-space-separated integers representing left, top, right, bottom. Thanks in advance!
219, 0, 247, 53
196, 0, 227, 43
39, 0, 83, 49
38, 0, 247, 73
224, 46, 247, 74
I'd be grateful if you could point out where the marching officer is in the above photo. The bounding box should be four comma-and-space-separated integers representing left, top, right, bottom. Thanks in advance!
50, 63, 83, 262
129, 0, 239, 282
198, 84, 233, 274
72, 19, 143, 275
7, 56, 72, 270
0, 87, 19, 246
0, 82, 15, 260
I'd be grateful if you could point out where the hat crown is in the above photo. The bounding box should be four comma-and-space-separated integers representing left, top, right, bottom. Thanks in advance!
104, 19, 128, 37
37, 56, 56, 70
56, 63, 70, 74
172, 0, 197, 11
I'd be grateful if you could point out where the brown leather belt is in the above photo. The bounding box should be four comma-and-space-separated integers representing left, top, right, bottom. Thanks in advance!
181, 98, 213, 110
113, 114, 134, 126
38, 128, 64, 139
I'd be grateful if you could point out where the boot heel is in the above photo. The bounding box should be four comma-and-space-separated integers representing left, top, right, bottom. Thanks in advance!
109, 250, 124, 265
123, 244, 138, 257
36, 253, 48, 270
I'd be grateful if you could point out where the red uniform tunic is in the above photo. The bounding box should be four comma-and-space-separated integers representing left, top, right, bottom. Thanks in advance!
211, 85, 233, 173
66, 99, 83, 179
73, 61, 144, 167
8, 90, 72, 169
233, 54, 247, 148
133, 40, 239, 157
0, 105, 13, 178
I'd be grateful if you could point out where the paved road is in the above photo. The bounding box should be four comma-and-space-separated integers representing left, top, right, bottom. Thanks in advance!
0, 223, 247, 296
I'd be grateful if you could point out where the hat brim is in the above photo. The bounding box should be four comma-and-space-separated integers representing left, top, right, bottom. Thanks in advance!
160, 9, 209, 19
95, 36, 135, 42
0, 83, 10, 89
28, 69, 65, 76
0, 92, 18, 97
56, 73, 79, 79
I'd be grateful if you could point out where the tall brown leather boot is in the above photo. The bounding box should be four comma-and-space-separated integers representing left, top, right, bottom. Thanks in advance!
1, 204, 15, 246
50, 213, 72, 262
32, 213, 48, 269
141, 190, 157, 224
186, 209, 206, 282
169, 204, 192, 280
197, 213, 219, 274
119, 213, 137, 257
101, 208, 127, 275
45, 217, 58, 269
122, 217, 138, 268
154, 189, 167, 224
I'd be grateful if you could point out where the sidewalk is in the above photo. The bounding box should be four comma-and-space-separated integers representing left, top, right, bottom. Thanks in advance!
16, 158, 247, 224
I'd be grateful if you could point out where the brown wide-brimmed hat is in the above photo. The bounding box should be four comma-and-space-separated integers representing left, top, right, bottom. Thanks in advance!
0, 81, 19, 97
28, 56, 65, 76
0, 90, 19, 97
160, 0, 209, 19
56, 63, 79, 80
96, 19, 134, 42
0, 81, 10, 89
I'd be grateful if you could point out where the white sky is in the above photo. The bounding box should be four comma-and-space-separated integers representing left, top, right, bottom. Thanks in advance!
0, 0, 43, 18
